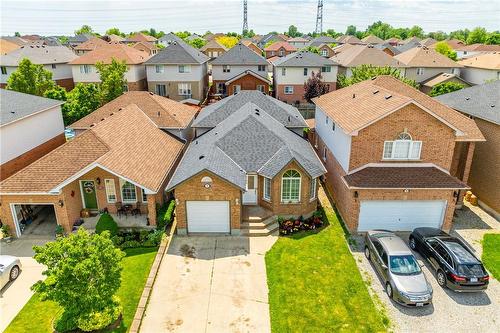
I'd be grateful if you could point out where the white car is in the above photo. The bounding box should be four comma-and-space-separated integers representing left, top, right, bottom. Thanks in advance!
0, 255, 21, 289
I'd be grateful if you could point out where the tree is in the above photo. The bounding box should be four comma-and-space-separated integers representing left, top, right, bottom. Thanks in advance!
74, 24, 94, 35
304, 71, 329, 102
64, 83, 101, 124
338, 65, 418, 89
188, 37, 207, 49
95, 58, 128, 104
14, 31, 20, 37
174, 31, 191, 40
408, 25, 424, 38
366, 21, 394, 40
449, 29, 470, 42
32, 229, 125, 332
217, 36, 239, 49
301, 46, 320, 54
466, 27, 487, 44
434, 41, 457, 60
44, 86, 70, 124
6, 58, 55, 96
427, 31, 448, 41
346, 25, 357, 36
287, 25, 299, 38
58, 36, 69, 45
105, 27, 125, 37
326, 29, 340, 38
242, 29, 255, 38
485, 32, 500, 45
429, 82, 465, 97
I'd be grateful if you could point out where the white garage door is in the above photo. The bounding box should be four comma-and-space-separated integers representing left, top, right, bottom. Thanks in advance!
358, 200, 446, 231
186, 201, 230, 233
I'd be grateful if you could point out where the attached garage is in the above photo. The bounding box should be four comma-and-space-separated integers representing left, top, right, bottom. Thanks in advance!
358, 200, 446, 231
186, 201, 230, 233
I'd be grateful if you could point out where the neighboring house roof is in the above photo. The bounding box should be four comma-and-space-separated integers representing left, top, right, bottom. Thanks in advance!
458, 52, 500, 70
344, 166, 468, 189
439, 39, 466, 50
307, 35, 338, 47
421, 73, 470, 89
313, 75, 484, 141
330, 44, 404, 68
0, 104, 184, 194
106, 34, 125, 42
0, 89, 63, 126
144, 41, 209, 65
396, 40, 421, 53
125, 32, 157, 43
0, 45, 78, 65
264, 41, 296, 52
420, 38, 437, 47
287, 36, 309, 42
273, 50, 337, 67
132, 41, 159, 53
73, 37, 109, 51
158, 33, 184, 44
68, 43, 149, 65
361, 35, 385, 44
259, 33, 288, 46
403, 36, 421, 44
225, 70, 271, 85
167, 102, 325, 191
241, 40, 261, 53
193, 90, 307, 128
305, 118, 315, 129
385, 37, 401, 44
394, 46, 462, 68
435, 80, 500, 125
200, 39, 228, 51
186, 33, 203, 41
459, 43, 500, 52
69, 91, 198, 130
68, 34, 93, 44
211, 42, 268, 66
0, 39, 22, 54
340, 35, 363, 45
1, 36, 29, 46
374, 43, 401, 55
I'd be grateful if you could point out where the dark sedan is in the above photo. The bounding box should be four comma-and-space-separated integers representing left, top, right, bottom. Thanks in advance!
409, 228, 489, 291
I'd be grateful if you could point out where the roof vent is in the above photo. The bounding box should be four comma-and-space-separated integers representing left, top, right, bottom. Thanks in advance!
491, 105, 495, 108
157, 111, 161, 117
199, 155, 205, 160
101, 118, 105, 121
10, 111, 15, 114
352, 93, 356, 98
385, 94, 392, 100
195, 140, 198, 144
287, 115, 291, 122
373, 90, 379, 94
118, 107, 122, 111
90, 123, 95, 127
465, 97, 470, 100
110, 112, 114, 116
149, 92, 154, 95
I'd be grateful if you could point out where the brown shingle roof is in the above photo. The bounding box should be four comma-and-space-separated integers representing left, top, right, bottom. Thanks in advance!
73, 37, 109, 51
70, 91, 197, 130
200, 39, 227, 51
132, 41, 158, 53
68, 43, 150, 65
0, 105, 184, 194
458, 52, 500, 70
361, 35, 385, 44
394, 46, 462, 68
460, 43, 500, 52
313, 75, 484, 141
127, 32, 157, 43
343, 167, 469, 189
421, 73, 470, 88
330, 44, 404, 68
264, 41, 296, 52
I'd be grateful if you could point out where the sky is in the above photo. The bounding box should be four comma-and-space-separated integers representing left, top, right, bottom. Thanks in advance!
1, 0, 499, 36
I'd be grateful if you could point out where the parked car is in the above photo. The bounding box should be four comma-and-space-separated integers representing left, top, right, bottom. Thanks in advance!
0, 255, 22, 289
365, 230, 433, 306
409, 227, 489, 291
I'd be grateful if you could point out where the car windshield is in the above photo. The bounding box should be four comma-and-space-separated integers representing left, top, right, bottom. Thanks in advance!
457, 264, 485, 276
389, 255, 421, 275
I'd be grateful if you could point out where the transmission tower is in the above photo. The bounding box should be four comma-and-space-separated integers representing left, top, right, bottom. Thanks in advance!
315, 0, 323, 34
242, 0, 248, 34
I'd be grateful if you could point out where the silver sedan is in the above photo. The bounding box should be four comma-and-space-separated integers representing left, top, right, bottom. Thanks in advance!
0, 255, 22, 289
364, 230, 433, 307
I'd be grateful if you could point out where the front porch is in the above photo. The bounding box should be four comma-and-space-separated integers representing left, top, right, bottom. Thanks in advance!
242, 205, 273, 222
241, 205, 278, 236
81, 213, 154, 232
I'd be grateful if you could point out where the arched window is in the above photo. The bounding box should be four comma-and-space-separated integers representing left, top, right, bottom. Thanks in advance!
383, 132, 422, 160
281, 170, 301, 203
397, 132, 412, 140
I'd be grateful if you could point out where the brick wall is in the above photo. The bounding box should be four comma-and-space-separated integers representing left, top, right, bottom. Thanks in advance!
127, 79, 148, 91
56, 78, 75, 91
265, 48, 293, 58
1, 133, 66, 181
228, 75, 269, 95
275, 82, 336, 104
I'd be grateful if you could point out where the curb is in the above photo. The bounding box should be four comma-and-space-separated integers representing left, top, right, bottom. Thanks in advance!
129, 218, 177, 333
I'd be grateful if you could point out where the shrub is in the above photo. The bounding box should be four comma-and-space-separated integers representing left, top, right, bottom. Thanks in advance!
120, 240, 141, 249
111, 235, 124, 247
148, 229, 165, 245
157, 200, 175, 230
55, 224, 64, 236
96, 213, 118, 236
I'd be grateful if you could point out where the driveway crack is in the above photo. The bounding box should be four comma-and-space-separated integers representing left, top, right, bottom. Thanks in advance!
204, 238, 217, 333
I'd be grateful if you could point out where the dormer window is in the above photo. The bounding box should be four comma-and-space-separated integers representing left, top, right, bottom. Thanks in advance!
320, 49, 328, 57
383, 132, 422, 160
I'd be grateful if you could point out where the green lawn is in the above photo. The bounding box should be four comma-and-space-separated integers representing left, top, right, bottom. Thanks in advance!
482, 233, 500, 280
265, 188, 388, 332
5, 247, 158, 333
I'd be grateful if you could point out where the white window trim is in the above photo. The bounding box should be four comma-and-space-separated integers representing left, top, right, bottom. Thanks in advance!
281, 170, 301, 203
141, 188, 148, 203
258, 65, 266, 71
321, 49, 328, 56
263, 177, 271, 202
383, 140, 422, 160
310, 178, 317, 201
119, 179, 137, 203
303, 68, 308, 76
155, 65, 164, 73
256, 85, 265, 92
223, 65, 231, 73
417, 67, 425, 75
178, 65, 191, 73
281, 67, 286, 76
104, 179, 117, 203
284, 86, 293, 94
323, 146, 327, 162
80, 65, 91, 74
178, 83, 192, 96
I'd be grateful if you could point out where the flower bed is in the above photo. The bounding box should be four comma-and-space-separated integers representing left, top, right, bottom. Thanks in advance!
278, 210, 324, 236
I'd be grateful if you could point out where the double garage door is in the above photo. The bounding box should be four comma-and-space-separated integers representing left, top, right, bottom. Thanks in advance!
186, 201, 230, 233
358, 200, 446, 232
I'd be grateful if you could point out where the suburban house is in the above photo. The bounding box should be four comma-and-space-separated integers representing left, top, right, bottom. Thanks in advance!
454, 43, 500, 59
144, 41, 209, 103
0, 95, 196, 238
158, 33, 184, 47
337, 35, 364, 45
200, 39, 227, 59
420, 73, 471, 95
211, 42, 270, 96
132, 41, 159, 56
385, 37, 403, 47
317, 43, 336, 57
313, 75, 484, 232
68, 34, 93, 47
264, 41, 296, 59
436, 81, 500, 219
257, 33, 288, 49
287, 36, 309, 48
166, 91, 326, 235
0, 89, 66, 181
374, 43, 401, 56
396, 39, 422, 53
457, 52, 500, 85
69, 43, 150, 91
73, 37, 109, 55
361, 35, 385, 45
420, 38, 437, 47
273, 51, 338, 104
123, 32, 157, 44
330, 44, 404, 77
0, 38, 22, 54
307, 35, 337, 48
394, 45, 462, 83
241, 40, 262, 55
0, 45, 78, 90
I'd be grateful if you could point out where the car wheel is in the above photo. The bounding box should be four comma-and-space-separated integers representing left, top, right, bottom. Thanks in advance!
409, 236, 417, 251
364, 246, 371, 260
386, 283, 393, 299
9, 265, 20, 281
437, 270, 447, 288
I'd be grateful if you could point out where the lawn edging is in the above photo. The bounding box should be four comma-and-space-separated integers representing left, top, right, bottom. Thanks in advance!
129, 218, 177, 333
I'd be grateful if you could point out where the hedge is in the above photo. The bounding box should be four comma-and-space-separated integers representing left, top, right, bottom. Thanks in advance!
156, 200, 175, 230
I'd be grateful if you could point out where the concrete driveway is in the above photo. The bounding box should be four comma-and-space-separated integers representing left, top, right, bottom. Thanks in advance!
140, 236, 277, 333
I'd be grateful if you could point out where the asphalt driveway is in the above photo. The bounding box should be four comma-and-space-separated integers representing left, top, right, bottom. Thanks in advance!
140, 236, 277, 333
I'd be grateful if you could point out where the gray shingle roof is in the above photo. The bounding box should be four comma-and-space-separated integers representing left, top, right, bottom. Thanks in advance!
158, 33, 184, 44
193, 90, 307, 128
435, 80, 500, 125
396, 41, 421, 53
211, 43, 268, 66
68, 34, 93, 43
0, 45, 78, 66
374, 43, 401, 55
167, 102, 325, 190
0, 89, 63, 126
307, 36, 338, 48
273, 51, 337, 67
144, 41, 209, 65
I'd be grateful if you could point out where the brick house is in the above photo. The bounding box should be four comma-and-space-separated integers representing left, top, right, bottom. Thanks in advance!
200, 39, 227, 59
241, 40, 262, 55
73, 37, 109, 55
144, 41, 209, 103
264, 41, 296, 59
436, 81, 500, 219
317, 43, 335, 58
312, 75, 484, 232
167, 91, 325, 235
457, 52, 500, 85
273, 51, 338, 104
69, 43, 151, 91
0, 45, 78, 90
211, 42, 270, 96
0, 90, 66, 181
0, 94, 196, 238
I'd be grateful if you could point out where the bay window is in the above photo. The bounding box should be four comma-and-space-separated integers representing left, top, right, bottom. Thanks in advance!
263, 177, 271, 201
281, 170, 301, 203
310, 178, 317, 200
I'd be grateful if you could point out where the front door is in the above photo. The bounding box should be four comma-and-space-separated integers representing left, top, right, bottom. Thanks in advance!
80, 180, 98, 209
242, 174, 257, 204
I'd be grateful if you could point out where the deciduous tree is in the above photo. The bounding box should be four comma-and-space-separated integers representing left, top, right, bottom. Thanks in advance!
6, 58, 55, 96
217, 36, 239, 49
304, 71, 329, 102
434, 41, 458, 60
429, 82, 465, 97
466, 27, 487, 44
65, 83, 101, 124
105, 27, 125, 37
346, 25, 357, 36
287, 25, 299, 38
96, 58, 128, 104
188, 37, 207, 49
485, 32, 500, 45
74, 24, 94, 36
338, 65, 418, 88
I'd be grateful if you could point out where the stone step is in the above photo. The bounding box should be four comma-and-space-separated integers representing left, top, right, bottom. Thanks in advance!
243, 214, 273, 223
241, 219, 277, 230
241, 224, 279, 237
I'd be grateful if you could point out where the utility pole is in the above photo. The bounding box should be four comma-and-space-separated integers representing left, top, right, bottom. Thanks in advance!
315, 0, 323, 34
242, 0, 248, 35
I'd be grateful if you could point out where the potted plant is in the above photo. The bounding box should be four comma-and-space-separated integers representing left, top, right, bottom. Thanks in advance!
1, 225, 12, 242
